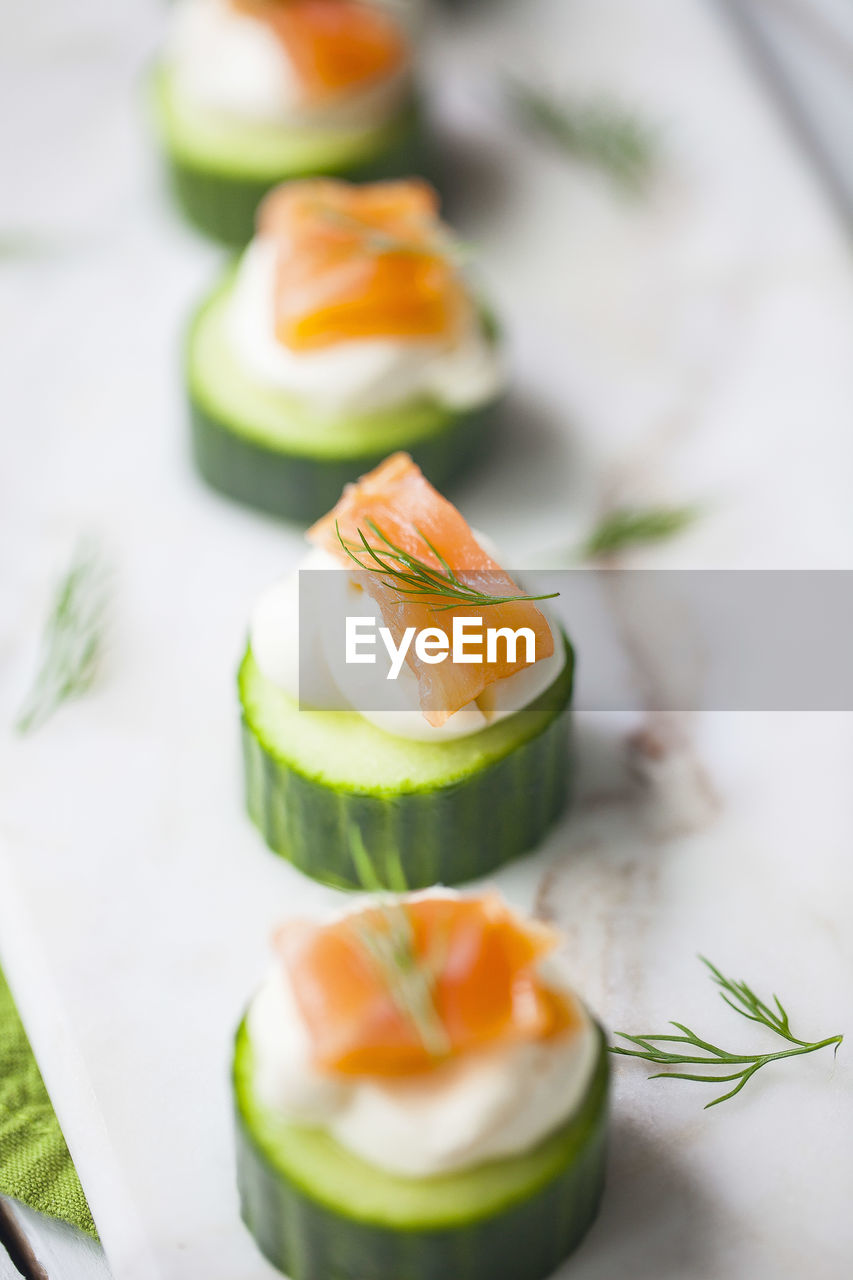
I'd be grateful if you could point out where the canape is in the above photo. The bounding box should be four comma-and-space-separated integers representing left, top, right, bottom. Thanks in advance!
188, 179, 505, 522
234, 889, 609, 1280
154, 0, 423, 243
240, 453, 573, 887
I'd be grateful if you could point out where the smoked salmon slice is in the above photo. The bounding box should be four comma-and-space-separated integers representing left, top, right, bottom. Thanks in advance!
275, 893, 582, 1076
309, 453, 555, 725
231, 0, 409, 104
258, 179, 466, 351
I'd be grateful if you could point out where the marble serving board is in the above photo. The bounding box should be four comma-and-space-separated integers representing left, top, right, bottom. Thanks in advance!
1, 1, 852, 1278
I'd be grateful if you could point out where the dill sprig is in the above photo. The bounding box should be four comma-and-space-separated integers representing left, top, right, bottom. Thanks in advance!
504, 76, 659, 193
336, 519, 559, 612
582, 504, 699, 559
16, 540, 111, 734
318, 205, 426, 257
611, 957, 843, 1108
349, 831, 451, 1061
316, 205, 471, 265
349, 830, 409, 897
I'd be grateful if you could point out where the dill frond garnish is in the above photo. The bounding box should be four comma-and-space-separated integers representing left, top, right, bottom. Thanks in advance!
315, 205, 471, 264
349, 830, 451, 1062
611, 957, 843, 1108
504, 76, 660, 194
16, 540, 111, 734
336, 519, 559, 612
583, 505, 699, 559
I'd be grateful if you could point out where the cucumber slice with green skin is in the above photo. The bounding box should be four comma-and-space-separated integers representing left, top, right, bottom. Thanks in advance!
239, 636, 574, 889
234, 1019, 609, 1280
153, 66, 429, 244
187, 276, 502, 524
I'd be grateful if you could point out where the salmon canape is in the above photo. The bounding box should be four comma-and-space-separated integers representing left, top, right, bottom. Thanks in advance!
234, 888, 609, 1280
155, 0, 422, 244
240, 454, 573, 887
187, 180, 505, 522
309, 451, 555, 725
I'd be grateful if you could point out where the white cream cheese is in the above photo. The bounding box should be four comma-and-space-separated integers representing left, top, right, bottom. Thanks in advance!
166, 0, 410, 130
226, 238, 505, 415
249, 546, 566, 743
246, 892, 598, 1178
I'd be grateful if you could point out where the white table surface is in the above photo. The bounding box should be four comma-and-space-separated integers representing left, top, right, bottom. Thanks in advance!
0, 1201, 112, 1280
1, 1, 853, 1278
726, 0, 853, 217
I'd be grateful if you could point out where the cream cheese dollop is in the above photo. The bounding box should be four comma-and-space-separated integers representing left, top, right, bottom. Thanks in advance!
226, 238, 505, 415
246, 892, 598, 1178
166, 0, 411, 130
249, 546, 566, 743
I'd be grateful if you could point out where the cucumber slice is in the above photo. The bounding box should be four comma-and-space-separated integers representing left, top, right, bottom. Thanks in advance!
234, 1019, 609, 1280
239, 636, 574, 888
187, 277, 500, 523
152, 66, 428, 244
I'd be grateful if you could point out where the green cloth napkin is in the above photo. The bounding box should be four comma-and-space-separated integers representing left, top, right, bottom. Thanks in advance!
0, 965, 97, 1238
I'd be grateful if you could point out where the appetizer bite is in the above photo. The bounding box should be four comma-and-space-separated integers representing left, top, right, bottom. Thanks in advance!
241, 453, 573, 887
155, 0, 422, 243
234, 888, 609, 1280
188, 179, 505, 522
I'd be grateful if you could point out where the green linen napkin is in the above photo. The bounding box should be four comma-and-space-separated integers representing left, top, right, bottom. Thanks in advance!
0, 966, 97, 1238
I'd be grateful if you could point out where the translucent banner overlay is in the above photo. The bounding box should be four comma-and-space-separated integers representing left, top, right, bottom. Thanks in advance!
297, 569, 853, 713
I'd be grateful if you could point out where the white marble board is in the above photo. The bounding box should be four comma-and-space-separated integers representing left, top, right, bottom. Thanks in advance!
1, 2, 852, 1278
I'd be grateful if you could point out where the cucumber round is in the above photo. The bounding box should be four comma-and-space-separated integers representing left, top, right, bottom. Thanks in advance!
186, 276, 501, 524
238, 636, 574, 889
152, 66, 429, 244
234, 1019, 608, 1280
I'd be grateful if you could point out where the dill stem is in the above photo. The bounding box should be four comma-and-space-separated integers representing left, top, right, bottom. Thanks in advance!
610, 956, 843, 1109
